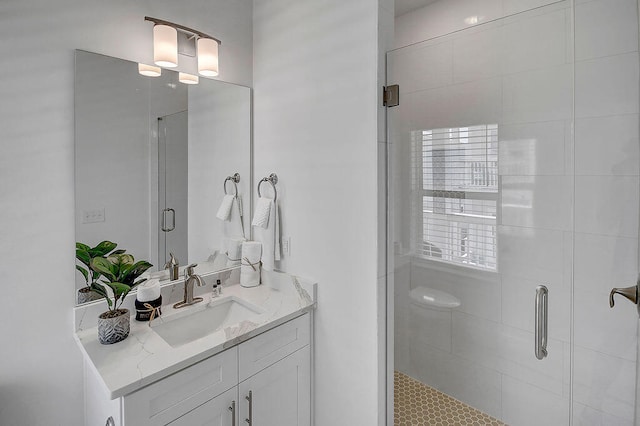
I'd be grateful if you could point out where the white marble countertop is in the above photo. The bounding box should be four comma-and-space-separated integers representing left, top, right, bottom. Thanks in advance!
73, 270, 316, 399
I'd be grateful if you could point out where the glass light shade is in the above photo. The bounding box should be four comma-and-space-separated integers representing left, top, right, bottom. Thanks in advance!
197, 38, 219, 77
153, 24, 178, 67
138, 63, 162, 77
179, 72, 199, 85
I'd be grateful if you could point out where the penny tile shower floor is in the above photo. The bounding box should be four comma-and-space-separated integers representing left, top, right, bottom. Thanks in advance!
394, 371, 506, 426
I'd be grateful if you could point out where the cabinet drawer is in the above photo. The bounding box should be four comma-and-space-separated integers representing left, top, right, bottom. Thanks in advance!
123, 347, 238, 426
167, 387, 238, 426
239, 313, 310, 381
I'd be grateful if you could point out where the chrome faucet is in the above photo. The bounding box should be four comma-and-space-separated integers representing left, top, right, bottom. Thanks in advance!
173, 264, 204, 309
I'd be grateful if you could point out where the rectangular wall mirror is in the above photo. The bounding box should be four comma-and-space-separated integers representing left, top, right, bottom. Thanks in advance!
74, 50, 251, 305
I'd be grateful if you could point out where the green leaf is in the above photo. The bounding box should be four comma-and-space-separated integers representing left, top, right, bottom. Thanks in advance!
76, 265, 89, 284
76, 242, 91, 252
75, 249, 91, 267
89, 240, 117, 257
106, 282, 130, 299
111, 249, 127, 255
91, 257, 117, 282
121, 261, 153, 284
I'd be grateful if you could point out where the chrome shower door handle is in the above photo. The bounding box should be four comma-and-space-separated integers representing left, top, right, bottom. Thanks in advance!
161, 208, 175, 232
535, 285, 549, 360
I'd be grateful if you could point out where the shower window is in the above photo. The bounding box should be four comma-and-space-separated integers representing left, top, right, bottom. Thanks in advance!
412, 124, 498, 270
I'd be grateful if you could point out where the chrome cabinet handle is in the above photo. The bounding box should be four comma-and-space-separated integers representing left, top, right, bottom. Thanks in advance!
245, 390, 252, 425
535, 285, 548, 360
161, 208, 175, 232
105, 416, 115, 426
228, 400, 236, 426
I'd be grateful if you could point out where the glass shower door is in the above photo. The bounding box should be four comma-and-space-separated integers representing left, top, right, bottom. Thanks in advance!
389, 3, 574, 424
158, 111, 188, 267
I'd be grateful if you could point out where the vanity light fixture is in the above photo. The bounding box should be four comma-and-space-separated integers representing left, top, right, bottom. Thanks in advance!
145, 16, 221, 76
138, 63, 162, 77
179, 72, 199, 85
153, 24, 178, 67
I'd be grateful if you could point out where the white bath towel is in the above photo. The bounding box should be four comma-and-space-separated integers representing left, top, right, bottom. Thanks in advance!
216, 194, 235, 221
224, 237, 245, 267
255, 199, 281, 272
251, 197, 272, 228
240, 241, 262, 287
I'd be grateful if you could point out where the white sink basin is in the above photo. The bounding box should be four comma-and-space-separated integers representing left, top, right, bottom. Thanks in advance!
151, 296, 263, 348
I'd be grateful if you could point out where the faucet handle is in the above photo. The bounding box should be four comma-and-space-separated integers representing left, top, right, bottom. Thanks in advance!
184, 263, 198, 278
165, 252, 178, 269
610, 285, 638, 307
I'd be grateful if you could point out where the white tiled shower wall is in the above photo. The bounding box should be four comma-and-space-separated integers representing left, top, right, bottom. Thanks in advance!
392, 0, 640, 424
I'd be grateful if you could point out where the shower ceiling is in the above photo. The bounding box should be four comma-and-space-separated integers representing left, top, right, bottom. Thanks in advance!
395, 0, 438, 17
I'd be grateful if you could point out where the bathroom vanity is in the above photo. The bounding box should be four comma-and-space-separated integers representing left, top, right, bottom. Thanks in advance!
74, 271, 316, 426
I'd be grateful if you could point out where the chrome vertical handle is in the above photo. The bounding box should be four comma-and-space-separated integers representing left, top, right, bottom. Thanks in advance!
535, 285, 549, 360
244, 391, 252, 425
228, 400, 236, 426
161, 208, 176, 232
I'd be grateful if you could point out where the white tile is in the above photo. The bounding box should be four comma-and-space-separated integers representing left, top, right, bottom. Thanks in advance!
573, 346, 636, 422
575, 114, 640, 176
409, 303, 453, 352
502, 64, 572, 124
452, 23, 503, 83
499, 120, 569, 176
501, 375, 570, 426
573, 402, 634, 426
502, 7, 569, 75
574, 233, 638, 295
574, 289, 638, 362
575, 176, 639, 238
452, 311, 565, 395
576, 53, 640, 118
499, 324, 565, 395
575, 0, 639, 61
404, 77, 502, 132
388, 39, 453, 93
501, 175, 573, 230
501, 273, 570, 342
498, 226, 568, 285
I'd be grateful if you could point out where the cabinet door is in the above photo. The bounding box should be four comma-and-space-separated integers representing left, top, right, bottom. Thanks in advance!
167, 387, 238, 426
239, 346, 310, 426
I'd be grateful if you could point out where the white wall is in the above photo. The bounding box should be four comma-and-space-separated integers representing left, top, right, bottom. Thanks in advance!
0, 1, 252, 424
253, 1, 382, 424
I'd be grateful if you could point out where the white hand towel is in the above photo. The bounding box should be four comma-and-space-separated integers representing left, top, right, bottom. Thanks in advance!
216, 194, 235, 221
222, 197, 246, 240
137, 278, 161, 302
240, 241, 262, 287
251, 197, 272, 228
256, 199, 281, 272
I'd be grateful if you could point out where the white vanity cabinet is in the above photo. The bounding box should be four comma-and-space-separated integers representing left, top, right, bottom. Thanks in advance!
86, 313, 311, 426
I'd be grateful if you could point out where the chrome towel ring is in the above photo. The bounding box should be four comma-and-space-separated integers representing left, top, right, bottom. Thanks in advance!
224, 173, 241, 197
257, 173, 278, 201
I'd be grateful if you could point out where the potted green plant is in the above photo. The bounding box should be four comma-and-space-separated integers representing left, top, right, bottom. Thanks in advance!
90, 253, 153, 344
75, 241, 124, 304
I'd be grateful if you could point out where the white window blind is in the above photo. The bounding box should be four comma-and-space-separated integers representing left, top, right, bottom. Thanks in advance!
412, 125, 499, 271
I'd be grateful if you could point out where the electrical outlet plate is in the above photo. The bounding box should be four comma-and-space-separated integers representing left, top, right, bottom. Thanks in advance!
82, 208, 105, 224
